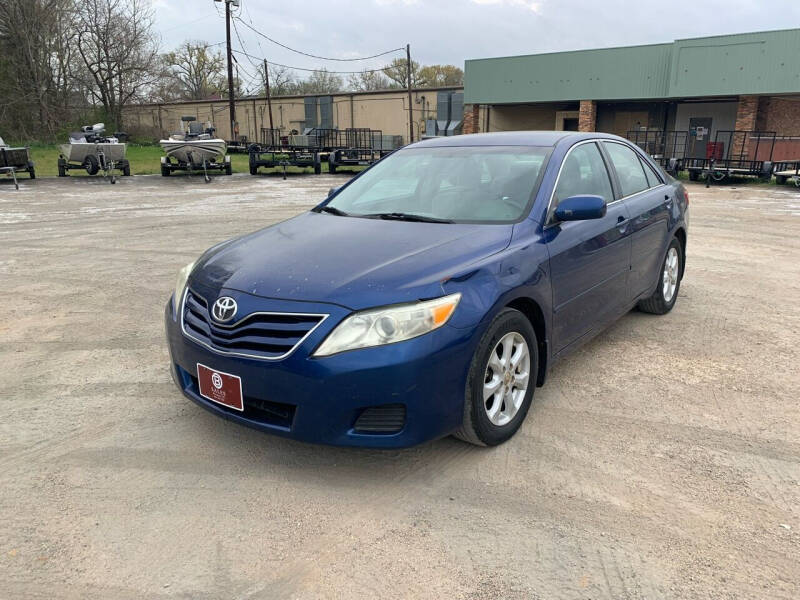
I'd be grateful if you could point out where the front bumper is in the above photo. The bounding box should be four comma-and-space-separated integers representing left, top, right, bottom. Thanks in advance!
165, 293, 477, 448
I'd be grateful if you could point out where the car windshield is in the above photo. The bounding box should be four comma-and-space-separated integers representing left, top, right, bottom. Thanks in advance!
324, 145, 550, 223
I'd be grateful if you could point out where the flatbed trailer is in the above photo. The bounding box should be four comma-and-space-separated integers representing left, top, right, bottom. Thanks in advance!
773, 161, 800, 186
626, 130, 689, 176
249, 129, 321, 178
0, 142, 35, 190
328, 129, 394, 174
685, 131, 775, 183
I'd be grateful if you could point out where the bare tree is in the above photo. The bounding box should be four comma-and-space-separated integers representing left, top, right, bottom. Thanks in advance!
382, 57, 421, 89
292, 68, 344, 94
347, 69, 391, 92
0, 0, 79, 139
163, 41, 225, 100
75, 0, 161, 130
265, 64, 297, 97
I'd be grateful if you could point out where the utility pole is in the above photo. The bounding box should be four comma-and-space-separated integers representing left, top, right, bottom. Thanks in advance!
406, 44, 413, 144
224, 0, 236, 141
263, 59, 274, 136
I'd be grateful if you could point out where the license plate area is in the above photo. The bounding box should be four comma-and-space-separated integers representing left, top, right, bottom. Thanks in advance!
196, 363, 244, 411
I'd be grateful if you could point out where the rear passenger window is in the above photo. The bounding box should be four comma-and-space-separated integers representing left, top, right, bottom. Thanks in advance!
640, 158, 662, 188
604, 142, 649, 197
552, 143, 613, 218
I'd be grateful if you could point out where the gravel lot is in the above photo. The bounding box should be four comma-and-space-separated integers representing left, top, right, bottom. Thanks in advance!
1, 173, 799, 599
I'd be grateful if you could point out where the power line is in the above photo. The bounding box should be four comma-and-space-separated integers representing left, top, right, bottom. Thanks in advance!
234, 17, 404, 63
230, 48, 399, 75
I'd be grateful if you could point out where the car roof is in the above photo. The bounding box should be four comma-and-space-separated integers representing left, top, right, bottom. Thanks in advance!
409, 131, 626, 148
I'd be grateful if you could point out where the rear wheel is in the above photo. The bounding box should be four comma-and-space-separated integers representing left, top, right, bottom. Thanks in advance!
122, 162, 131, 176
161, 164, 170, 176
84, 155, 99, 175
57, 159, 66, 177
689, 170, 699, 181
638, 238, 682, 315
225, 157, 233, 175
28, 167, 36, 179
454, 308, 537, 446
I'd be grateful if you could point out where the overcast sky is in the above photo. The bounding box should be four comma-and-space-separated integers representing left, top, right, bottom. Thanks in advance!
152, 0, 800, 88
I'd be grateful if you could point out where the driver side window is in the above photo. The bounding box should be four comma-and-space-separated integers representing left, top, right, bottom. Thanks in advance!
551, 142, 613, 219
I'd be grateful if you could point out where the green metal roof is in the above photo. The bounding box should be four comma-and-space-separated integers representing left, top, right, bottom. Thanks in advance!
464, 28, 800, 104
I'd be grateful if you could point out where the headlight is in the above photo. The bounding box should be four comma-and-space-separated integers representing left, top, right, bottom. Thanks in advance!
313, 293, 461, 357
172, 261, 195, 314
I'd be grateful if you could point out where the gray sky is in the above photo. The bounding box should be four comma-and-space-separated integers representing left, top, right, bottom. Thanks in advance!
152, 0, 800, 88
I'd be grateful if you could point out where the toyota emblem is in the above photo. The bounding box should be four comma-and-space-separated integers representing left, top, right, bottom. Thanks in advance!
212, 296, 238, 322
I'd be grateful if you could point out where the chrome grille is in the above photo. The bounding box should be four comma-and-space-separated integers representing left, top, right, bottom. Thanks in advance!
181, 289, 327, 360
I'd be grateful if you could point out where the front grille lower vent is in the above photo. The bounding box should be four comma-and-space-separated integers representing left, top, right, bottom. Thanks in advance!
353, 404, 406, 434
181, 290, 326, 360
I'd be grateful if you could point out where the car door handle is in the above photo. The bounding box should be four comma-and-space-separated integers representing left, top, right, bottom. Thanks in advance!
616, 215, 629, 233
664, 194, 673, 207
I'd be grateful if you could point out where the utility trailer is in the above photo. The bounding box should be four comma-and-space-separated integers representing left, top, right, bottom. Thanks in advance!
248, 128, 322, 178
58, 125, 130, 184
684, 131, 776, 183
0, 137, 35, 190
774, 161, 800, 186
626, 130, 689, 176
328, 129, 397, 174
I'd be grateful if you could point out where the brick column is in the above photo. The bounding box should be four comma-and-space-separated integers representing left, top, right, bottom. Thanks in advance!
578, 100, 596, 132
462, 104, 480, 135
733, 95, 760, 159
735, 95, 760, 131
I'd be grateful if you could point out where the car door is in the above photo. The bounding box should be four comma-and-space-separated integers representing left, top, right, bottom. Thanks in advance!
602, 141, 671, 300
545, 141, 633, 353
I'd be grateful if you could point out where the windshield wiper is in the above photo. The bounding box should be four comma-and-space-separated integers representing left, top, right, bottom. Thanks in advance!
363, 212, 455, 224
317, 205, 350, 217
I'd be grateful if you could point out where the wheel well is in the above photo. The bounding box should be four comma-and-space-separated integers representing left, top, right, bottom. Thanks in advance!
506, 297, 548, 387
674, 227, 687, 278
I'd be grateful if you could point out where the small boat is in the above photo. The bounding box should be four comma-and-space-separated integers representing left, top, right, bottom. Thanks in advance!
0, 136, 35, 189
58, 123, 130, 183
159, 117, 230, 181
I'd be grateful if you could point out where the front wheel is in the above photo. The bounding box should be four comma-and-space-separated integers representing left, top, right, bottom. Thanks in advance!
638, 238, 683, 315
454, 308, 537, 446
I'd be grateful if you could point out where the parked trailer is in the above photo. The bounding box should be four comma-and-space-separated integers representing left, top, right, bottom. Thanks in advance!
774, 161, 800, 186
249, 128, 322, 178
328, 129, 398, 174
58, 125, 130, 184
685, 131, 776, 183
626, 130, 689, 175
0, 137, 35, 190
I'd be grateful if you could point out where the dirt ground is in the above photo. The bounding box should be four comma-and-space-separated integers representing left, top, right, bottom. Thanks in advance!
1, 173, 799, 599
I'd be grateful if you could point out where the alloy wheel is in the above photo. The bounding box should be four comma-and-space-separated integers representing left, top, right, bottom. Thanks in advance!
483, 332, 530, 426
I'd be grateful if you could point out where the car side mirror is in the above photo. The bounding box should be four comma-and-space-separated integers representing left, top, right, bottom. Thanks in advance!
328, 186, 340, 197
554, 195, 607, 221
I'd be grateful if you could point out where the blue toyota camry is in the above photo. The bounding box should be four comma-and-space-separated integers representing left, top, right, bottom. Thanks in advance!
165, 132, 688, 447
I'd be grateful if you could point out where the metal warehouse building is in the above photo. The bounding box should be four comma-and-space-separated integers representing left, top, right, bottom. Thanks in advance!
462, 28, 800, 162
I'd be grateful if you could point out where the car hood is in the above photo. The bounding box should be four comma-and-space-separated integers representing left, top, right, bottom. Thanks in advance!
191, 211, 513, 310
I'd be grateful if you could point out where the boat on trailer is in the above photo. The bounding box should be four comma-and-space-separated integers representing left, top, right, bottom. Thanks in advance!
58, 123, 130, 184
0, 136, 35, 190
159, 117, 230, 182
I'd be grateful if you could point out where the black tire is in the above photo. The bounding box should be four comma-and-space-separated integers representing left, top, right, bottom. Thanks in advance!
776, 175, 787, 185
688, 170, 699, 181
454, 308, 538, 447
161, 164, 170, 177
225, 159, 233, 176
638, 237, 683, 315
249, 164, 258, 175
122, 163, 131, 176
57, 159, 66, 177
84, 155, 99, 175
29, 167, 36, 180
